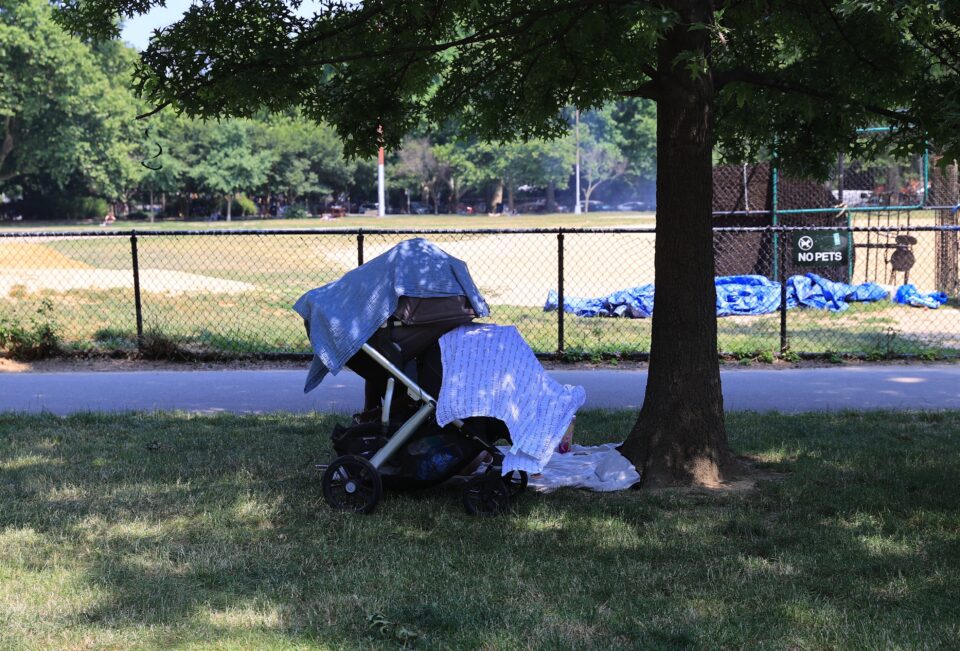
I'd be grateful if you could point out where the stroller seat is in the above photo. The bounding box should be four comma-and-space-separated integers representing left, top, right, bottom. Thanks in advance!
345, 295, 477, 422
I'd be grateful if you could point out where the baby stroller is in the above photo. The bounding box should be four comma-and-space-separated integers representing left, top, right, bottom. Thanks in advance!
294, 239, 528, 515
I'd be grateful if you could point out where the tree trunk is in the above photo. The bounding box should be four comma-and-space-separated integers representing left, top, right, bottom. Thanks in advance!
887, 164, 901, 205
0, 116, 14, 175
507, 182, 515, 213
491, 179, 504, 213
546, 180, 556, 213
618, 0, 735, 488
226, 194, 233, 221
583, 181, 595, 212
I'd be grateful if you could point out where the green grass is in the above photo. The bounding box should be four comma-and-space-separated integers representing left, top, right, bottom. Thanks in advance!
0, 211, 656, 233
1, 410, 958, 649
3, 289, 955, 359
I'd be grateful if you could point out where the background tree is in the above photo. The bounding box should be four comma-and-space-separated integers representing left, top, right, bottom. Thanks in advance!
256, 115, 358, 215
578, 112, 629, 211
1, 0, 141, 214
500, 137, 577, 212
432, 140, 478, 212
392, 137, 449, 213
139, 111, 188, 221
193, 120, 272, 221
59, 0, 960, 486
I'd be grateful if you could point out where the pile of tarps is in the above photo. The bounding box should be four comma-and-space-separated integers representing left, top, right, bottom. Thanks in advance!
894, 284, 949, 309
544, 285, 654, 318
787, 274, 888, 312
545, 273, 893, 318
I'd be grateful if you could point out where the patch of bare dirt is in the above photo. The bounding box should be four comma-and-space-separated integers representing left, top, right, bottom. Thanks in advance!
1, 268, 256, 295
0, 355, 310, 373
644, 460, 788, 496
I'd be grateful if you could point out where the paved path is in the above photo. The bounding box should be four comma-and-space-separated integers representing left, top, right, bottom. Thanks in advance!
2, 365, 959, 415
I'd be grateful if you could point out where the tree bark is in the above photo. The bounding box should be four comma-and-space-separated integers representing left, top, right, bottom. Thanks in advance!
546, 180, 556, 213
618, 0, 736, 487
491, 179, 504, 213
0, 116, 14, 176
226, 194, 233, 221
583, 180, 595, 212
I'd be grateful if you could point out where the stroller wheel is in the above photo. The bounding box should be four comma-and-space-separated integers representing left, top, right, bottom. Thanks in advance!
462, 473, 511, 516
322, 455, 382, 514
501, 470, 528, 496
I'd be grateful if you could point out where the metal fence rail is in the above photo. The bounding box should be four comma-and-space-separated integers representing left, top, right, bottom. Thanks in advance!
2, 223, 960, 359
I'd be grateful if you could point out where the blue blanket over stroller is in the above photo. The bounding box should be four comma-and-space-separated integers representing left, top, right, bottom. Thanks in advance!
294, 238, 489, 393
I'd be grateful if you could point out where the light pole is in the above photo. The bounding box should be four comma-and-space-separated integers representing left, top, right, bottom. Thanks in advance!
377, 145, 386, 217
574, 109, 581, 215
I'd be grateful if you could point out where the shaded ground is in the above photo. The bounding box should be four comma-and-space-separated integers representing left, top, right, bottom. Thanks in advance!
0, 410, 957, 649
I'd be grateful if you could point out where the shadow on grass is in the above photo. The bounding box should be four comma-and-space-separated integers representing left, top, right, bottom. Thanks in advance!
0, 410, 958, 648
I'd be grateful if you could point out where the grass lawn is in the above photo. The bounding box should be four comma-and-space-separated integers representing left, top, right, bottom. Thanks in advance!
0, 212, 656, 233
1, 410, 958, 649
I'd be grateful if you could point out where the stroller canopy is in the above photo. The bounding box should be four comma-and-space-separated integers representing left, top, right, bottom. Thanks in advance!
294, 238, 489, 393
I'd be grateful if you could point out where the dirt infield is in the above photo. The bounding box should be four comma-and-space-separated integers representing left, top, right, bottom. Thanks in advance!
0, 242, 91, 270
1, 240, 257, 296
1, 268, 256, 296
324, 233, 657, 306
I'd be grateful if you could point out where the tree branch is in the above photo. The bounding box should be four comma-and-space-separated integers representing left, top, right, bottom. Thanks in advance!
619, 79, 660, 99
136, 101, 171, 120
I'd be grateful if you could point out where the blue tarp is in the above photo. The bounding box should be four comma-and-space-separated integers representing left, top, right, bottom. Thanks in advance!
715, 275, 782, 317
894, 284, 949, 309
545, 273, 890, 318
544, 285, 654, 318
787, 274, 888, 312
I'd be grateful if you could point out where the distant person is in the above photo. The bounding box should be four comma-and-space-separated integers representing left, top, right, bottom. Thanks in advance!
102, 211, 116, 227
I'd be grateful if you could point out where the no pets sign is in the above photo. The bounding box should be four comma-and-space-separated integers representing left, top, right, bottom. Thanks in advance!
791, 231, 848, 267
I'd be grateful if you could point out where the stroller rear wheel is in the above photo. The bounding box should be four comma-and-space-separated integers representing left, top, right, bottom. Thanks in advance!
501, 470, 529, 497
322, 455, 383, 514
462, 472, 511, 516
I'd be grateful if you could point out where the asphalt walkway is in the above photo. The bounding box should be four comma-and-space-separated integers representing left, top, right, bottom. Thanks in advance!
2, 364, 959, 415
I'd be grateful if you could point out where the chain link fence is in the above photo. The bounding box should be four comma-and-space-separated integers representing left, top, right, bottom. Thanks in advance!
3, 222, 960, 360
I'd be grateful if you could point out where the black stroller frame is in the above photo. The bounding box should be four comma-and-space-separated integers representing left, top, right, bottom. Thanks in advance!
320, 327, 528, 516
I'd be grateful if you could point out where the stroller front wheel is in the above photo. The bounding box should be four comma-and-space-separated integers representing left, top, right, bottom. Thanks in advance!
462, 472, 511, 516
501, 470, 528, 496
322, 455, 383, 514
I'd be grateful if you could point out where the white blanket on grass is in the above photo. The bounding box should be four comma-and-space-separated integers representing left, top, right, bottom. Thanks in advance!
435, 324, 586, 474
520, 444, 640, 492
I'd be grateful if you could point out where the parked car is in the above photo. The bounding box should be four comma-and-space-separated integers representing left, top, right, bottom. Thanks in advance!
578, 200, 614, 212
616, 201, 650, 211
408, 201, 431, 214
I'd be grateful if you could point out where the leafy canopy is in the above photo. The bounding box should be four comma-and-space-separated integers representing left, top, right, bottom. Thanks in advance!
2, 0, 142, 198
57, 1, 960, 177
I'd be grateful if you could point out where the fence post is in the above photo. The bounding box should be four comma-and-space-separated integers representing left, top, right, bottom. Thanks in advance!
778, 227, 788, 354
357, 229, 364, 266
557, 229, 565, 356
130, 231, 144, 350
